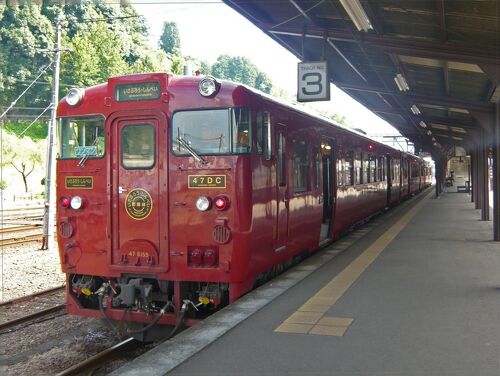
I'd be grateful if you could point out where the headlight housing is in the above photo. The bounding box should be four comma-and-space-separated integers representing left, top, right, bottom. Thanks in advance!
70, 196, 83, 210
66, 88, 85, 106
195, 196, 212, 211
198, 76, 219, 97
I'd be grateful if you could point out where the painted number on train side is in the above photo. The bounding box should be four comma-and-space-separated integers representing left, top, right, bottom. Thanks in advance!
188, 175, 226, 189
297, 61, 330, 102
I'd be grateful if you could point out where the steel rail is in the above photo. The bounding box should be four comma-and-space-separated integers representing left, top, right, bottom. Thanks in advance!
0, 285, 65, 307
56, 337, 139, 376
0, 233, 43, 246
0, 225, 41, 234
0, 304, 66, 331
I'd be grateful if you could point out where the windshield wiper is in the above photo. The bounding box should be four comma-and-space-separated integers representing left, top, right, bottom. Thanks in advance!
176, 137, 208, 165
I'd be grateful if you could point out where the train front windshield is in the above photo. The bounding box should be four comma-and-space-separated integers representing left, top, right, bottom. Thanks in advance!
58, 116, 106, 159
172, 108, 251, 156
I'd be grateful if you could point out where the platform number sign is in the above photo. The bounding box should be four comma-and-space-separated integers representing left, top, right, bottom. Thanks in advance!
297, 61, 330, 102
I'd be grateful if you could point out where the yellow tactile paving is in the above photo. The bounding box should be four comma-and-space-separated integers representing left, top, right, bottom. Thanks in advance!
309, 325, 348, 336
317, 316, 354, 327
297, 304, 331, 313
274, 191, 432, 336
275, 323, 313, 334
284, 311, 323, 324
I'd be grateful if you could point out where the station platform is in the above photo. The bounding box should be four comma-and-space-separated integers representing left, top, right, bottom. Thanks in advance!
113, 189, 500, 376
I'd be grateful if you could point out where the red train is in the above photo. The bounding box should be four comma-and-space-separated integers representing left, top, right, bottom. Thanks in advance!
56, 73, 432, 336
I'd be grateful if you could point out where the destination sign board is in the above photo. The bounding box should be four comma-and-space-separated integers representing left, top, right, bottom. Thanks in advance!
115, 82, 161, 102
65, 176, 93, 189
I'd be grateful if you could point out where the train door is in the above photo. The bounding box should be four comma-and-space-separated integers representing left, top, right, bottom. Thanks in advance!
111, 117, 163, 268
274, 124, 289, 253
320, 139, 335, 241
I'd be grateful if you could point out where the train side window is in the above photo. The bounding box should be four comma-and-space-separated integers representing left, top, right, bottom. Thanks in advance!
292, 139, 308, 192
336, 156, 343, 187
264, 112, 272, 160
122, 124, 155, 169
363, 155, 369, 183
278, 131, 286, 186
371, 156, 377, 182
313, 148, 321, 189
232, 108, 251, 153
355, 153, 362, 184
344, 152, 353, 186
255, 112, 263, 154
378, 156, 385, 181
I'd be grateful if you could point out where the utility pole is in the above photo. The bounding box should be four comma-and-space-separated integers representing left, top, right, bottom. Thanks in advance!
41, 16, 63, 251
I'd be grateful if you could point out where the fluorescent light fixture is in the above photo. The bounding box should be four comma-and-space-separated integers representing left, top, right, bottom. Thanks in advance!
419, 121, 427, 128
339, 0, 373, 32
410, 105, 421, 115
394, 73, 409, 91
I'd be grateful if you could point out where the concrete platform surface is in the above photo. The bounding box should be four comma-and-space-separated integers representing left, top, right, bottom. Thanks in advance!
115, 190, 500, 376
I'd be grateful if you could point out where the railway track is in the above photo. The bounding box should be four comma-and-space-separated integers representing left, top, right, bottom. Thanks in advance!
0, 232, 43, 246
56, 337, 139, 376
0, 225, 41, 234
0, 285, 66, 333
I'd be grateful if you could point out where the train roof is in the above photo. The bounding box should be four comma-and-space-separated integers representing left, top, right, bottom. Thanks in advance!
229, 78, 423, 159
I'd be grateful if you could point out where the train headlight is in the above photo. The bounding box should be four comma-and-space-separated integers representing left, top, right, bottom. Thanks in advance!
66, 88, 85, 106
70, 196, 83, 210
195, 196, 211, 211
198, 76, 219, 97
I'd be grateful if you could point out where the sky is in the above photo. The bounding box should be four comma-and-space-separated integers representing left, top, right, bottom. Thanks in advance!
132, 0, 401, 139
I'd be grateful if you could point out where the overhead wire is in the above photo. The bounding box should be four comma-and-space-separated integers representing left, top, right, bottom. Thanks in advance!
0, 62, 54, 121
18, 104, 54, 137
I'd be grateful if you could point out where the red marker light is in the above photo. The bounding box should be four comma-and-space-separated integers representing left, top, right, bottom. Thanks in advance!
203, 249, 218, 267
189, 249, 203, 267
214, 195, 229, 210
368, 144, 374, 150
61, 197, 70, 208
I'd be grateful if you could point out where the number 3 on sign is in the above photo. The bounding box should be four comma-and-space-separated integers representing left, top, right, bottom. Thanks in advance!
297, 61, 330, 102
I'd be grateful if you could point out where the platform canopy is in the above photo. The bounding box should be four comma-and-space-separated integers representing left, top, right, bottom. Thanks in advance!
223, 0, 499, 158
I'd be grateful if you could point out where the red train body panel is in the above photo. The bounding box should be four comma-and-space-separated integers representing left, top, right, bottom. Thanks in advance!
55, 73, 432, 330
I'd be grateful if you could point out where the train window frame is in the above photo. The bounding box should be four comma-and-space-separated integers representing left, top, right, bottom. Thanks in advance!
121, 124, 156, 170
313, 147, 321, 189
371, 156, 378, 182
378, 156, 385, 181
354, 152, 362, 185
277, 131, 286, 186
336, 154, 343, 187
264, 112, 272, 160
171, 107, 252, 157
363, 154, 369, 183
344, 152, 354, 186
255, 112, 263, 154
292, 138, 309, 193
57, 115, 106, 160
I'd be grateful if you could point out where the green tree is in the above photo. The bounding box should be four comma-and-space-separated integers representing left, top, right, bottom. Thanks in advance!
159, 21, 181, 56
211, 55, 272, 94
1, 131, 44, 193
61, 21, 130, 87
0, 5, 54, 110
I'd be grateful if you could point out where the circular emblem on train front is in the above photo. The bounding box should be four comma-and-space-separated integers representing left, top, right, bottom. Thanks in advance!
125, 188, 153, 220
